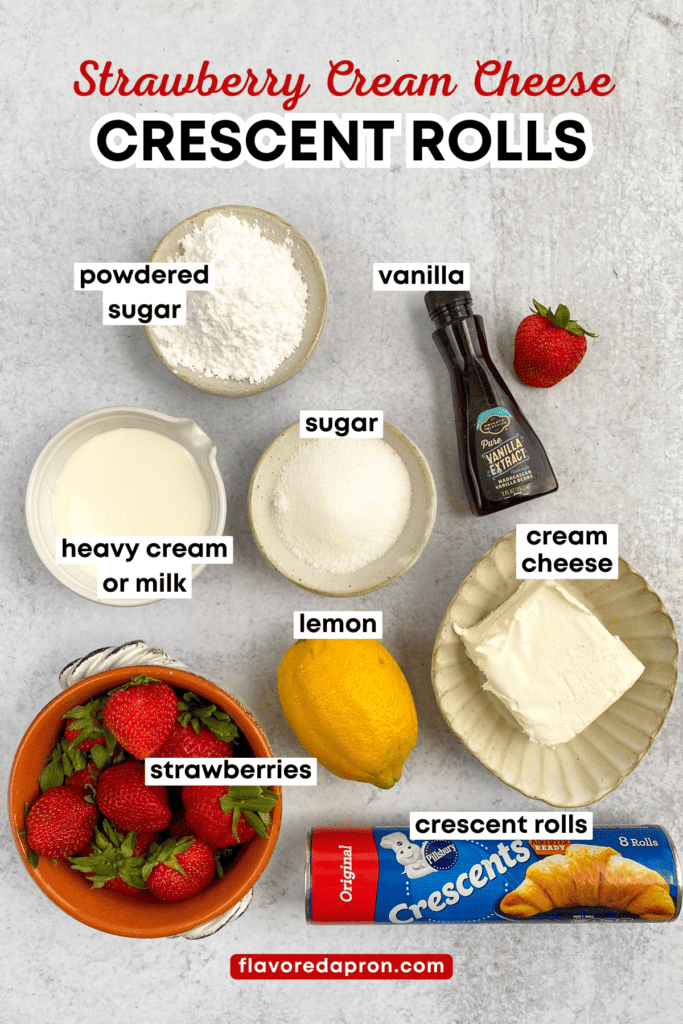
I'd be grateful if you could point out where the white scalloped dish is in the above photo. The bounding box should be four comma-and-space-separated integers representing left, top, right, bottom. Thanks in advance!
432, 532, 678, 806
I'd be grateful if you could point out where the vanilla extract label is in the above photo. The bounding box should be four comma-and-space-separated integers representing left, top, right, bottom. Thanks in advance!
484, 437, 528, 477
373, 262, 470, 291
476, 406, 535, 499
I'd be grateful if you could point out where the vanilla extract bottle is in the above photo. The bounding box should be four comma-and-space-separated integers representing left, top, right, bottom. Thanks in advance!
425, 290, 558, 516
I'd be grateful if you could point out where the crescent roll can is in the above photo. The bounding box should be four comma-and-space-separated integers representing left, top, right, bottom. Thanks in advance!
306, 826, 680, 924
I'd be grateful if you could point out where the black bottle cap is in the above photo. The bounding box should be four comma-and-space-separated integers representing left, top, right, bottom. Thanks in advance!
424, 290, 472, 318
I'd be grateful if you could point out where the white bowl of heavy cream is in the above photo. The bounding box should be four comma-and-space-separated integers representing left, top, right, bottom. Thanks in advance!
26, 408, 226, 605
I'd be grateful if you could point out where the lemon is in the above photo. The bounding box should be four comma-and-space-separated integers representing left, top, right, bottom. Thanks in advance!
277, 639, 418, 789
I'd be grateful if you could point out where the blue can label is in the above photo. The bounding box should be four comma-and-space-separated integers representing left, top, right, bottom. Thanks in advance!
363, 826, 678, 924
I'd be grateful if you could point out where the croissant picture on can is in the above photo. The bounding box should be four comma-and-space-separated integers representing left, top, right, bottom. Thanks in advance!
499, 845, 676, 921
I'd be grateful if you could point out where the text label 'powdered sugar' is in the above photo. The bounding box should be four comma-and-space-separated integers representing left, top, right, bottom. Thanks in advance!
294, 611, 383, 639
74, 262, 215, 325
516, 523, 618, 579
300, 411, 383, 438
410, 811, 593, 841
57, 535, 232, 600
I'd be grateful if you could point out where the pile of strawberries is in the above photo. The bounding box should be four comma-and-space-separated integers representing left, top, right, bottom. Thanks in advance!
22, 675, 278, 902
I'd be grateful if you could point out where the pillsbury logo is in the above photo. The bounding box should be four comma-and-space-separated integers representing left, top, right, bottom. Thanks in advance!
424, 840, 459, 871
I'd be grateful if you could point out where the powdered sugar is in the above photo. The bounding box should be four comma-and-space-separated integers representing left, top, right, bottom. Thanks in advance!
154, 213, 308, 383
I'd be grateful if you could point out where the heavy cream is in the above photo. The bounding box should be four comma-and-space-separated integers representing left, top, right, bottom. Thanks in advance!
454, 579, 645, 747
53, 428, 209, 538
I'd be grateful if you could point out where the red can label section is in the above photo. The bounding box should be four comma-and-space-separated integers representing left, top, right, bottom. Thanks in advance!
309, 827, 379, 922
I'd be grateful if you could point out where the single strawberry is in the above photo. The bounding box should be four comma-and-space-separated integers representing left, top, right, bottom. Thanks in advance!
63, 695, 109, 752
513, 300, 596, 388
159, 691, 238, 758
102, 675, 177, 759
65, 763, 100, 795
143, 836, 216, 902
25, 787, 98, 859
182, 784, 278, 849
159, 721, 234, 759
97, 760, 171, 832
70, 821, 159, 894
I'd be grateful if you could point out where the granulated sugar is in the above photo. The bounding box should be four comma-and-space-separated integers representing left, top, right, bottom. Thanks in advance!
154, 213, 308, 382
272, 439, 412, 573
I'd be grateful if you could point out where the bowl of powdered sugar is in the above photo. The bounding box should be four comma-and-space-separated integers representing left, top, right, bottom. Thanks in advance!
248, 421, 437, 596
145, 206, 328, 395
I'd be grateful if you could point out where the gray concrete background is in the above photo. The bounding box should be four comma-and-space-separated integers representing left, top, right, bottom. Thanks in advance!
2, 1, 681, 1021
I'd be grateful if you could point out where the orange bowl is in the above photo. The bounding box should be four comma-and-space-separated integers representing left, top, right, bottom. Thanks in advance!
8, 665, 282, 938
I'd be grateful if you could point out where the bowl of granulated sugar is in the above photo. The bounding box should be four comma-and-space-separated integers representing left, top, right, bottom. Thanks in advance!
145, 206, 328, 396
248, 421, 437, 596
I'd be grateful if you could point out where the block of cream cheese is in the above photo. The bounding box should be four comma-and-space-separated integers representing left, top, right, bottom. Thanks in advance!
453, 579, 645, 747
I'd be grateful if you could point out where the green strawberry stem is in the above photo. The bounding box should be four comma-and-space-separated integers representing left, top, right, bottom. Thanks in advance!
177, 692, 239, 744
62, 695, 108, 748
69, 822, 150, 889
532, 299, 596, 338
39, 732, 122, 792
107, 674, 162, 694
141, 836, 194, 881
219, 786, 279, 840
39, 738, 88, 790
60, 693, 119, 767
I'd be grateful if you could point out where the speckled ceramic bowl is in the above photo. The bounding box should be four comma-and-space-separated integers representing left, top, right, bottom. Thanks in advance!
248, 421, 437, 597
432, 531, 678, 806
145, 205, 328, 395
8, 664, 282, 938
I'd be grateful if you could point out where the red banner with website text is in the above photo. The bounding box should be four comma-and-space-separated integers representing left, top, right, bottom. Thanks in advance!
230, 954, 453, 980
